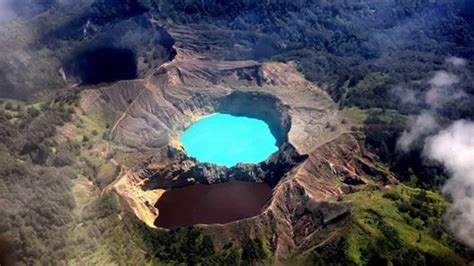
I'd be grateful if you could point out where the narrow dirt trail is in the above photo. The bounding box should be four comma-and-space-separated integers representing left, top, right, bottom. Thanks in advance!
108, 61, 172, 138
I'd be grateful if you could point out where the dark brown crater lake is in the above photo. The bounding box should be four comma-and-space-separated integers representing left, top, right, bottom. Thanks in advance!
154, 181, 272, 228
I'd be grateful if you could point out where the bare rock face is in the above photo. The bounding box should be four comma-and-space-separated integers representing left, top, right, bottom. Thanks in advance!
80, 27, 395, 261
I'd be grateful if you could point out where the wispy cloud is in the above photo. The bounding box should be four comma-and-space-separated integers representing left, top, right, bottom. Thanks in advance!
397, 112, 439, 152
424, 120, 474, 248
425, 71, 465, 109
446, 56, 467, 68
396, 69, 463, 151
396, 57, 474, 248
391, 85, 420, 105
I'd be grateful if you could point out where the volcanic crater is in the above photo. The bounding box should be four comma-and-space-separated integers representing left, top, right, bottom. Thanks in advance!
79, 28, 396, 259
151, 92, 300, 228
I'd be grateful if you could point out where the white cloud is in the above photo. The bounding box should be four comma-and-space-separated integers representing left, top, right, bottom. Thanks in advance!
446, 57, 467, 68
395, 61, 474, 248
424, 120, 474, 248
425, 71, 465, 109
428, 71, 460, 88
391, 85, 419, 104
397, 70, 465, 151
425, 86, 466, 110
397, 112, 439, 152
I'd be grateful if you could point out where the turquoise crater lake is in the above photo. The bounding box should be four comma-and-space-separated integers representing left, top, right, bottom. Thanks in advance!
180, 113, 279, 167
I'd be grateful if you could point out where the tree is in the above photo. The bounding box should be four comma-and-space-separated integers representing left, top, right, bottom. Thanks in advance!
4, 102, 13, 110
242, 239, 267, 264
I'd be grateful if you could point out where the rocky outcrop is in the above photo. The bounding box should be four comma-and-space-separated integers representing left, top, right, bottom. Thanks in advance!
140, 142, 306, 190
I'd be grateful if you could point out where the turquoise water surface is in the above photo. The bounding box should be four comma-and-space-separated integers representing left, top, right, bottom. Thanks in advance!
180, 113, 278, 167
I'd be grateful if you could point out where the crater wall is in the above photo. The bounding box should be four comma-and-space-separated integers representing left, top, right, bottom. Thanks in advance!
217, 91, 291, 146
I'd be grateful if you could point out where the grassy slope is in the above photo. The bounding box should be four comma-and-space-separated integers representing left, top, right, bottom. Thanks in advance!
342, 184, 467, 265
64, 103, 148, 264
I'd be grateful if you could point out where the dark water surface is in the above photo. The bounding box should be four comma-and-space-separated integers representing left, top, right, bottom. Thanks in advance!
154, 181, 272, 228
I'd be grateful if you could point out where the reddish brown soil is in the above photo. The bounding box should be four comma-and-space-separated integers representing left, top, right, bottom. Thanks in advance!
154, 181, 271, 228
